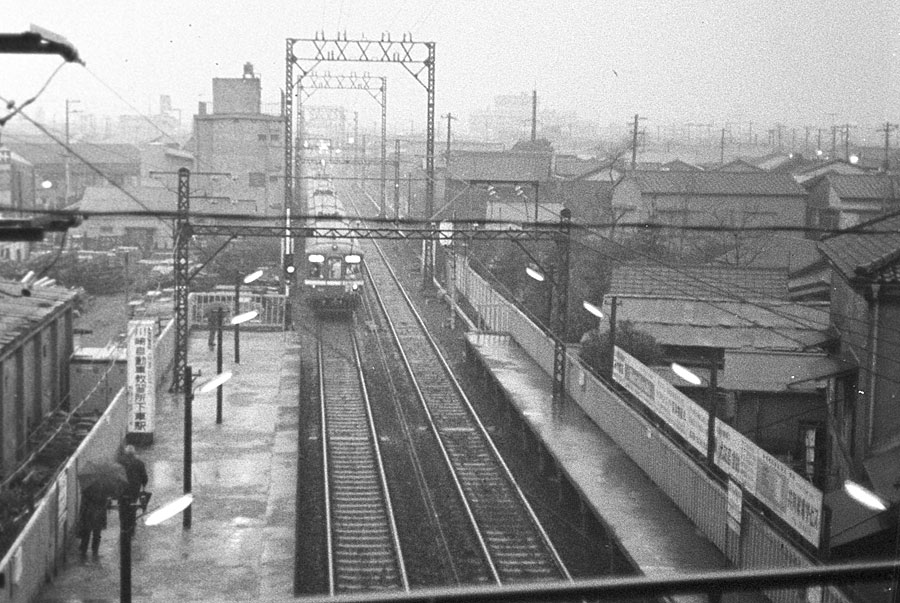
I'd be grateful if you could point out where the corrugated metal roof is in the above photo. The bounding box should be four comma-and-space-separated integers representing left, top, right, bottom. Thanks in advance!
8, 142, 141, 166
609, 264, 791, 300
447, 150, 552, 182
824, 174, 900, 200
78, 183, 245, 215
605, 297, 829, 351
0, 280, 77, 354
630, 170, 806, 196
721, 349, 854, 392
818, 211, 900, 283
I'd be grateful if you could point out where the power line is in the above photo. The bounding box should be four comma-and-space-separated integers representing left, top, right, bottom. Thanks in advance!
567, 235, 900, 390
0, 60, 67, 127
13, 110, 175, 234
14, 204, 900, 238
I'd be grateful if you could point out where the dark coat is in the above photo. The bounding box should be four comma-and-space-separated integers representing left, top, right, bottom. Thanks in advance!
119, 455, 148, 499
78, 491, 108, 535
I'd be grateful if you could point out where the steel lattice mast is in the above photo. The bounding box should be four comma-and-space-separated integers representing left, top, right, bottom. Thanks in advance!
285, 34, 435, 286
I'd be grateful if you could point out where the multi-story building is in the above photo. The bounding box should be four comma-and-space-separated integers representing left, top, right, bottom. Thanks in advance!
0, 279, 78, 478
7, 142, 141, 209
0, 146, 36, 263
192, 63, 284, 216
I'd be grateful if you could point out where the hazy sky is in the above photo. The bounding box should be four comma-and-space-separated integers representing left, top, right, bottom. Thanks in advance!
3, 1, 899, 139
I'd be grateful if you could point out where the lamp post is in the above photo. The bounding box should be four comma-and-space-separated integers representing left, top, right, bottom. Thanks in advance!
671, 361, 720, 466
216, 308, 224, 423
120, 493, 193, 603
526, 264, 553, 326
234, 269, 263, 364
843, 480, 899, 602
183, 366, 231, 529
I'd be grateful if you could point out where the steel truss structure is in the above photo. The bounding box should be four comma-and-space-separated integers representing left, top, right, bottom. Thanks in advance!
285, 34, 436, 288
299, 72, 387, 217
171, 170, 572, 397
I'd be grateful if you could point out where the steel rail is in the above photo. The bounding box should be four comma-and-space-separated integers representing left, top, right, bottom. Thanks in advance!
359, 220, 570, 584
318, 320, 408, 593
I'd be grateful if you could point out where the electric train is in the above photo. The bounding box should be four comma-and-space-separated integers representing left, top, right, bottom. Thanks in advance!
301, 180, 364, 311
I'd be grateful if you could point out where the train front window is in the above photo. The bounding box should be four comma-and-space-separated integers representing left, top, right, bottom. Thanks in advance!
326, 258, 342, 279
308, 264, 322, 278
345, 264, 360, 277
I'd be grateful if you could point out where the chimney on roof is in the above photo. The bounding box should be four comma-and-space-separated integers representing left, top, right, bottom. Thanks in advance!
198, 102, 207, 116
243, 62, 255, 78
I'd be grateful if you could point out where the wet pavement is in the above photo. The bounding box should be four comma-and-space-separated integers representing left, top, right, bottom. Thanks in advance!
36, 331, 302, 603
465, 332, 768, 603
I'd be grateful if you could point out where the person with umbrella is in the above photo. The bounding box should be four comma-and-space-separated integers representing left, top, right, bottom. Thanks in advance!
77, 461, 128, 561
118, 445, 148, 504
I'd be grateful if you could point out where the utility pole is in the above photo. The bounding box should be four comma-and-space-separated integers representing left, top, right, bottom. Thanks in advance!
353, 111, 359, 183
878, 122, 898, 172
840, 123, 857, 160
720, 128, 726, 166
442, 112, 457, 167
394, 139, 401, 220
630, 114, 645, 171
361, 134, 367, 187
407, 172, 412, 218
64, 99, 79, 205
531, 90, 537, 142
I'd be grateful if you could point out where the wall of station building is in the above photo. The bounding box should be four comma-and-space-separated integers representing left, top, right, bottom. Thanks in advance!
192, 115, 285, 213
0, 308, 74, 479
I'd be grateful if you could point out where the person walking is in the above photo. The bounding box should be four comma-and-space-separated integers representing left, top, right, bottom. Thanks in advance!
205, 305, 223, 350
118, 445, 148, 501
78, 488, 108, 561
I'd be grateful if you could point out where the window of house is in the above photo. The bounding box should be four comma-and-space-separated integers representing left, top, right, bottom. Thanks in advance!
100, 226, 114, 233
258, 134, 267, 142
270, 134, 280, 142
249, 172, 266, 187
269, 175, 279, 183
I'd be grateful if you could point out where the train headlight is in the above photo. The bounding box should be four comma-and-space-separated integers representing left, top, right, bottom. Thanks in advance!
308, 254, 325, 263
344, 254, 361, 264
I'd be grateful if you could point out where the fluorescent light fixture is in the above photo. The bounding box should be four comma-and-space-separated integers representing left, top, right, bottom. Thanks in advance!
308, 254, 325, 263
582, 300, 603, 319
344, 254, 361, 264
525, 266, 545, 282
20, 270, 36, 285
671, 363, 703, 386
844, 480, 888, 512
243, 269, 264, 284
198, 371, 232, 393
144, 494, 194, 526
230, 310, 258, 325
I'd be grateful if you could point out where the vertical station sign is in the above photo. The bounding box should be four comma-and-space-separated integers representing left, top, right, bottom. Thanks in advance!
127, 319, 157, 444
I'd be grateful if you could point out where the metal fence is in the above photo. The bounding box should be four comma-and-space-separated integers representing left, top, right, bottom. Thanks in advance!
187, 291, 287, 330
453, 259, 856, 603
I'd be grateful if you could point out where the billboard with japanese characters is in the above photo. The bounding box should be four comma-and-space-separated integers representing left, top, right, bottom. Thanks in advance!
127, 320, 156, 435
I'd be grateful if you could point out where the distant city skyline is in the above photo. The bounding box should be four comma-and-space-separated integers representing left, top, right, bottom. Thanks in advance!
4, 1, 898, 147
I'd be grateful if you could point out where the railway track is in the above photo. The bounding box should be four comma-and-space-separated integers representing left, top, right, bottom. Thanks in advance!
360, 236, 572, 586
318, 318, 408, 594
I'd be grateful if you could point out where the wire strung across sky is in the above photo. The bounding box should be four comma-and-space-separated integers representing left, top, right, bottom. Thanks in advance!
12, 205, 900, 237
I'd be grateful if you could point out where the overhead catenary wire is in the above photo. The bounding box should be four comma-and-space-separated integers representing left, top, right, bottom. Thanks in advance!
11, 204, 900, 237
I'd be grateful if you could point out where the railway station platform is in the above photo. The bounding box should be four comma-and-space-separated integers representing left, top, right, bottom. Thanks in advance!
35, 331, 302, 603
464, 332, 768, 603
